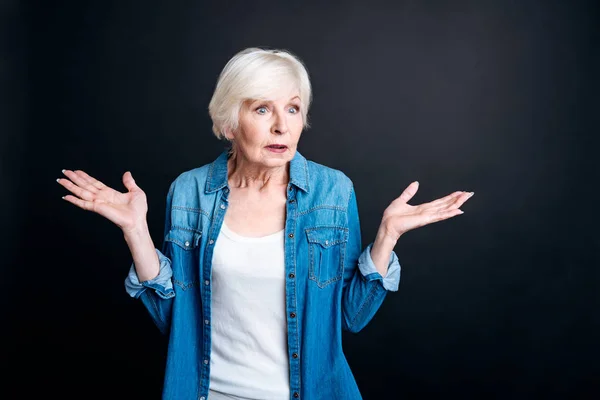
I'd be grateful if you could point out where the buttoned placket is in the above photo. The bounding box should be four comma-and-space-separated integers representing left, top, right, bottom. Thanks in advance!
285, 183, 301, 399
198, 184, 302, 400
198, 186, 230, 400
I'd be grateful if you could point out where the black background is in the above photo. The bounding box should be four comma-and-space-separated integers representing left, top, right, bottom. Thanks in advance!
2, 0, 599, 398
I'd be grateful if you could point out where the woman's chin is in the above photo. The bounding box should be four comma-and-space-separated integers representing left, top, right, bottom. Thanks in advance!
263, 148, 293, 160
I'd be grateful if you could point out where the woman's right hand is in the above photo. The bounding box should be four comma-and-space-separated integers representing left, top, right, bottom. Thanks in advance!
58, 169, 149, 234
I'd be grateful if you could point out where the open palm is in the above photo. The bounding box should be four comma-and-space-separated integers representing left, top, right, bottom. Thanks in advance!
381, 181, 474, 240
58, 169, 148, 233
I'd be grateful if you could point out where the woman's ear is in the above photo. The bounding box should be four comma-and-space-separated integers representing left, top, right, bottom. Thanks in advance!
223, 128, 234, 141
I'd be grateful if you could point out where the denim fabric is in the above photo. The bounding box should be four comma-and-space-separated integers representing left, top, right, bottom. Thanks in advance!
124, 150, 401, 400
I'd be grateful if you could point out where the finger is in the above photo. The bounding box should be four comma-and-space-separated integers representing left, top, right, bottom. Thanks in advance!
62, 194, 105, 212
425, 191, 464, 209
428, 208, 465, 224
437, 191, 473, 211
74, 170, 104, 194
393, 181, 419, 205
122, 171, 139, 192
58, 177, 96, 201
452, 191, 474, 209
418, 192, 462, 213
74, 169, 108, 190
428, 190, 474, 212
62, 169, 99, 194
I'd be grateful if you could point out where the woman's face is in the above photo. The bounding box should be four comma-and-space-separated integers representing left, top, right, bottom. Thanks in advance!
228, 88, 303, 168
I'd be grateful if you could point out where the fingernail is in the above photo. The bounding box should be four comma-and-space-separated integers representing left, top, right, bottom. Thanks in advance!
62, 169, 66, 174
56, 178, 60, 183
459, 210, 464, 214
469, 192, 474, 196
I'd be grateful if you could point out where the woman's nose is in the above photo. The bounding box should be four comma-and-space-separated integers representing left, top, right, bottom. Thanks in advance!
272, 109, 289, 134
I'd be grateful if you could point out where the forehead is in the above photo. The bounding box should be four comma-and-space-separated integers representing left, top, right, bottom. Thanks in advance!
248, 89, 301, 103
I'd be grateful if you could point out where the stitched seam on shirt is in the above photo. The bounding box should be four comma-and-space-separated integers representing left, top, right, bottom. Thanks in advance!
172, 205, 210, 217
305, 225, 349, 231
207, 158, 216, 191
147, 292, 166, 334
310, 274, 342, 288
349, 282, 379, 330
307, 238, 346, 246
307, 249, 342, 288
173, 279, 197, 290
303, 156, 309, 192
297, 205, 345, 216
346, 184, 353, 211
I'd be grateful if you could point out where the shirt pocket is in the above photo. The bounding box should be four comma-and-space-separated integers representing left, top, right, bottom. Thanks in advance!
305, 226, 349, 289
164, 227, 202, 290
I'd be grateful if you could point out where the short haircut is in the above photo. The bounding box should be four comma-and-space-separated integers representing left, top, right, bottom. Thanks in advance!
208, 47, 312, 140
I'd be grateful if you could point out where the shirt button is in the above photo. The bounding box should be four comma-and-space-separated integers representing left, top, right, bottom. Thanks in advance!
209, 239, 214, 244
185, 241, 190, 247
204, 319, 209, 324
204, 359, 209, 364
293, 392, 299, 398
288, 273, 295, 279
292, 352, 298, 358
325, 240, 329, 245
200, 397, 205, 400
220, 204, 226, 209
288, 233, 294, 238
290, 312, 296, 318
205, 280, 209, 285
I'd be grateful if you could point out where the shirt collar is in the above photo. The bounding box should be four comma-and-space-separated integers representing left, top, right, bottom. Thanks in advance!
205, 149, 310, 194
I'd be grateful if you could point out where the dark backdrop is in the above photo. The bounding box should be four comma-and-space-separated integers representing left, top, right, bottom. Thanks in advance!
3, 0, 599, 398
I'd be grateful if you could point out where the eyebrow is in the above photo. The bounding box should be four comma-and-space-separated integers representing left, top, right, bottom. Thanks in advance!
250, 96, 301, 105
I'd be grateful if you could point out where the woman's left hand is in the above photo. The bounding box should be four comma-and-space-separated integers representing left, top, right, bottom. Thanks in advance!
380, 181, 474, 241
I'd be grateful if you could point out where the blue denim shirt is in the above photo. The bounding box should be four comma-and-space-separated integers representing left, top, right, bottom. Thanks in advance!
124, 150, 401, 400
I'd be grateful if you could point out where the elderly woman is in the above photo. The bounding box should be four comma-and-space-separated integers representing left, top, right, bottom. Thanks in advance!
58, 47, 473, 400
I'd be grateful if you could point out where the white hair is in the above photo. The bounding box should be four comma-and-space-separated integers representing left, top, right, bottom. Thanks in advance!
208, 47, 312, 143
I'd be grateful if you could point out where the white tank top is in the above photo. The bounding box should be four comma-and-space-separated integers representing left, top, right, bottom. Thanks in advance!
208, 221, 290, 400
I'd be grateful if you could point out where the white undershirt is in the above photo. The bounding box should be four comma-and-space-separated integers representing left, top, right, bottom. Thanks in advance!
208, 221, 290, 400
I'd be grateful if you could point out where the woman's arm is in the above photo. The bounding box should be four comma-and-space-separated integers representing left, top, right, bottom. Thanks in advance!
341, 185, 401, 333
124, 223, 160, 282
123, 182, 177, 335
369, 224, 400, 276
341, 180, 474, 333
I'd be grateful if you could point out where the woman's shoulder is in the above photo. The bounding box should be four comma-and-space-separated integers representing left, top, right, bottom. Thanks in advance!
303, 157, 355, 207
166, 164, 211, 190
163, 157, 221, 207
305, 158, 353, 188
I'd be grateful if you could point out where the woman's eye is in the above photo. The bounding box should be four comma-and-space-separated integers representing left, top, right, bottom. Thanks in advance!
256, 106, 268, 114
288, 106, 299, 114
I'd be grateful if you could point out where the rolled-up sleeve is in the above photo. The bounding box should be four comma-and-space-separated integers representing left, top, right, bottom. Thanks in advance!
357, 243, 401, 292
124, 248, 175, 299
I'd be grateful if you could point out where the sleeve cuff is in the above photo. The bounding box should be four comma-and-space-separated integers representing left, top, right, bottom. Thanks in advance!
124, 248, 175, 299
357, 243, 401, 292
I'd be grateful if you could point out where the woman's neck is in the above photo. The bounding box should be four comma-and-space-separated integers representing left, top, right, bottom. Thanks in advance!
227, 154, 289, 191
